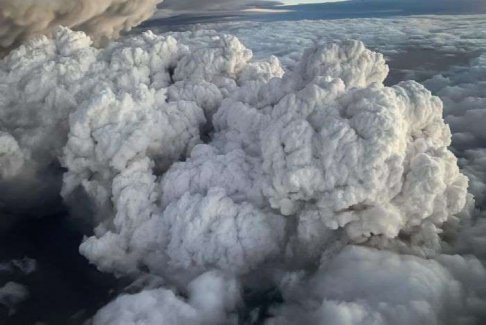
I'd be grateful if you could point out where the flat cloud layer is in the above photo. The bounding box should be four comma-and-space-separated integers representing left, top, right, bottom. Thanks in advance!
158, 0, 279, 12
425, 54, 486, 202
185, 15, 486, 67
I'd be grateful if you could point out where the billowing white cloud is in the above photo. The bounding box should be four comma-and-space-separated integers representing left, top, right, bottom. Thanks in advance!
269, 246, 486, 325
2, 12, 486, 325
92, 271, 240, 325
184, 14, 486, 234
14, 29, 459, 283
93, 288, 200, 325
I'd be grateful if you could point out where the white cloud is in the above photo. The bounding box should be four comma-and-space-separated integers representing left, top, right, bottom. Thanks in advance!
270, 246, 486, 325
92, 271, 240, 325
188, 15, 486, 67
185, 13, 486, 221
2, 11, 486, 325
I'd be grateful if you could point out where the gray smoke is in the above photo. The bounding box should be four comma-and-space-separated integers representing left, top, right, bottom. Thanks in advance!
0, 0, 162, 53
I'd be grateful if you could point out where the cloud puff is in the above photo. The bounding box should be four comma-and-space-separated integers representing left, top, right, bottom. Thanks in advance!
0, 282, 28, 315
93, 287, 200, 325
0, 132, 24, 179
269, 245, 486, 325
92, 271, 240, 325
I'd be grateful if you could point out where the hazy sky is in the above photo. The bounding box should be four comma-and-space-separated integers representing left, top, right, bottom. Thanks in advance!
282, 0, 347, 4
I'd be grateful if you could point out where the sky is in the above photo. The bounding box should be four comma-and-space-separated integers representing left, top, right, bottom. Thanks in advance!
147, 0, 486, 23
283, 0, 347, 3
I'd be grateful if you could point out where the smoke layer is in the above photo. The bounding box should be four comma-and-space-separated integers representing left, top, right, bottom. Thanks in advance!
0, 0, 161, 53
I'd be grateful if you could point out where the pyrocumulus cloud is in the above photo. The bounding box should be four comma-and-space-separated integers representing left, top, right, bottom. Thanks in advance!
2, 12, 486, 324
